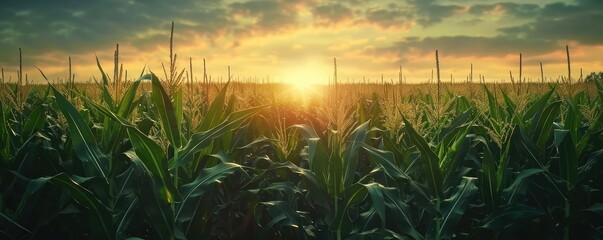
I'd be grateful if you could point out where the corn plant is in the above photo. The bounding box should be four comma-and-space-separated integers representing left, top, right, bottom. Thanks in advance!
1, 59, 603, 239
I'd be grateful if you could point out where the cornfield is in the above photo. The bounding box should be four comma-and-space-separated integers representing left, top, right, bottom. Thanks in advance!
1, 52, 603, 240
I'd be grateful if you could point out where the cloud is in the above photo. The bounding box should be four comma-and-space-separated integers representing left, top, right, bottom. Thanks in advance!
364, 5, 412, 29
229, 0, 316, 37
457, 18, 483, 26
1, 0, 602, 82
373, 35, 559, 61
406, 0, 464, 27
499, 1, 603, 45
311, 3, 354, 26
469, 2, 540, 18
0, 0, 231, 65
524, 13, 603, 45
576, 0, 603, 7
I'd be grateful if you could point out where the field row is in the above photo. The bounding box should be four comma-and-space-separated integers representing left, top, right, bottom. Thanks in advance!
1, 70, 602, 239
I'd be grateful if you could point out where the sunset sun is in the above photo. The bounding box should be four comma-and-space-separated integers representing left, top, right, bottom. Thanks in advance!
289, 80, 315, 93
283, 59, 329, 84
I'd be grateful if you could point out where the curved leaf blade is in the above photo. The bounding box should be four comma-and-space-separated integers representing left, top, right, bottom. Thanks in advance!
48, 173, 113, 239
151, 73, 182, 148
480, 204, 544, 230
127, 128, 181, 202
403, 117, 443, 200
173, 105, 267, 169
175, 162, 243, 224
52, 86, 109, 179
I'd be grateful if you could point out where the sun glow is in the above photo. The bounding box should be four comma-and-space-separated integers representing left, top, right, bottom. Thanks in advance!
282, 58, 329, 85
286, 79, 320, 107
290, 80, 316, 93
280, 59, 327, 106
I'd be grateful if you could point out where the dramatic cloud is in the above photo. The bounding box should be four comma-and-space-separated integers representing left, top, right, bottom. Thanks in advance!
0, 0, 230, 62
407, 0, 464, 27
312, 3, 354, 26
376, 36, 559, 61
364, 4, 412, 29
469, 2, 540, 18
229, 0, 315, 36
499, 2, 603, 45
0, 0, 601, 83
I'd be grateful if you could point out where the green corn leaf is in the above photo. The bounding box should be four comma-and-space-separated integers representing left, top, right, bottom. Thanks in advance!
0, 211, 31, 235
113, 164, 141, 238
379, 187, 422, 239
500, 90, 517, 123
532, 101, 561, 150
503, 168, 544, 204
118, 74, 150, 117
362, 144, 407, 180
88, 96, 253, 207
21, 104, 46, 140
199, 81, 230, 131
124, 151, 177, 239
14, 175, 49, 218
362, 144, 432, 209
554, 129, 578, 188
438, 109, 472, 142
115, 196, 139, 238
328, 131, 343, 195
225, 93, 236, 119
511, 128, 567, 200
174, 87, 184, 137
578, 89, 603, 152
176, 161, 244, 230
259, 201, 308, 238
173, 105, 266, 170
524, 86, 556, 125
52, 86, 109, 180
95, 56, 114, 109
495, 129, 514, 192
0, 101, 9, 160
290, 124, 329, 183
47, 173, 113, 239
342, 121, 370, 188
364, 183, 386, 226
598, 88, 603, 124
250, 181, 303, 197
563, 99, 582, 147
347, 228, 407, 240
474, 136, 499, 210
403, 117, 443, 200
380, 133, 406, 168
151, 73, 182, 148
86, 95, 176, 205
583, 203, 603, 216
480, 204, 544, 230
332, 183, 368, 234
89, 96, 181, 202
127, 127, 181, 202
440, 126, 472, 181
360, 182, 421, 239
104, 74, 149, 153
254, 161, 330, 211
484, 85, 499, 120
86, 98, 135, 128
177, 157, 243, 205
429, 177, 478, 239
578, 148, 603, 178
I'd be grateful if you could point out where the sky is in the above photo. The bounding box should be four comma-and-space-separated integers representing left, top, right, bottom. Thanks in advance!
0, 0, 602, 84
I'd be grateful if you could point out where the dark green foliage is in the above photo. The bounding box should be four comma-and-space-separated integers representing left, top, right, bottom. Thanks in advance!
1, 71, 602, 240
